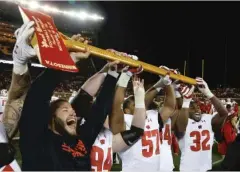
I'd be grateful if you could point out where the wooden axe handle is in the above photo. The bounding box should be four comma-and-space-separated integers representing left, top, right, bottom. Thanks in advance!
32, 33, 196, 85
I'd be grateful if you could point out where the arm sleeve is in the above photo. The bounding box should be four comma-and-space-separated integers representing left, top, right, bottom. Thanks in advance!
71, 89, 93, 119
78, 74, 117, 148
19, 69, 70, 154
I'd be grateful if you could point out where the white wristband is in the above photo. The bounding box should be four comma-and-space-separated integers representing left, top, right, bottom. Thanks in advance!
134, 94, 145, 108
13, 62, 28, 75
107, 69, 119, 78
175, 91, 181, 98
117, 72, 131, 88
135, 104, 145, 109
135, 100, 145, 108
182, 100, 191, 108
206, 92, 214, 99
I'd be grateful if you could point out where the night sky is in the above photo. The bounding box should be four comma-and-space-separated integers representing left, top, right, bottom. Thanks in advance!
97, 2, 240, 88
1, 1, 240, 88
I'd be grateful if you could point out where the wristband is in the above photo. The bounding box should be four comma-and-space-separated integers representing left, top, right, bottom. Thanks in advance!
107, 69, 119, 78
134, 94, 145, 108
182, 100, 191, 108
206, 92, 214, 99
13, 62, 28, 75
175, 91, 181, 98
117, 72, 131, 88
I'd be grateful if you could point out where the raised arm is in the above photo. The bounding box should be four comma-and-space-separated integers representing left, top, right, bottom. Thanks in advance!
110, 64, 142, 134
195, 78, 228, 132
112, 76, 145, 153
2, 22, 37, 140
78, 63, 108, 97
175, 85, 195, 139
110, 72, 129, 134
171, 82, 182, 130
19, 29, 90, 153
145, 66, 177, 110
71, 64, 108, 119
2, 71, 31, 139
77, 62, 119, 148
159, 76, 176, 123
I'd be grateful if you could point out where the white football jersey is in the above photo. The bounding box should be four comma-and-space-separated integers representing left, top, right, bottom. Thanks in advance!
159, 118, 174, 171
119, 110, 161, 172
0, 96, 7, 121
91, 128, 113, 172
0, 123, 21, 171
179, 114, 214, 172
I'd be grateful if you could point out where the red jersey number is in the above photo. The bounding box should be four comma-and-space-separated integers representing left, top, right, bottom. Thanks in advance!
163, 124, 172, 145
190, 130, 210, 152
91, 146, 112, 171
141, 129, 160, 158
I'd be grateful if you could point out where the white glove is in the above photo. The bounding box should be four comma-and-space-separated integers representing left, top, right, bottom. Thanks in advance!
153, 74, 172, 92
196, 77, 214, 99
180, 85, 195, 108
133, 77, 145, 108
13, 21, 36, 74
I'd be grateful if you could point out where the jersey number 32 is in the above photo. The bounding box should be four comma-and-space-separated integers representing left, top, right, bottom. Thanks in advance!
190, 130, 210, 152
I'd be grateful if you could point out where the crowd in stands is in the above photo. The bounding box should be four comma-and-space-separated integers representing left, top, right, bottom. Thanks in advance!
0, 70, 81, 97
1, 70, 240, 99
213, 88, 240, 98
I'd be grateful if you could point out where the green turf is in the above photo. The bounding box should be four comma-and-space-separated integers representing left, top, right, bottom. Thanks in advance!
12, 140, 222, 171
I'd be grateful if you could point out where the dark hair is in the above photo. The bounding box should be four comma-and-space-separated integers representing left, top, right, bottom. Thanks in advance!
49, 98, 69, 128
123, 95, 134, 113
190, 101, 197, 107
50, 98, 69, 116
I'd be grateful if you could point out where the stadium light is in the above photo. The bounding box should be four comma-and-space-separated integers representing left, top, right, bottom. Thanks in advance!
50, 7, 60, 13
78, 12, 87, 20
18, 0, 27, 5
41, 5, 53, 13
67, 11, 76, 17
91, 14, 104, 20
29, 1, 40, 10
12, 0, 104, 21
0, 60, 45, 68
